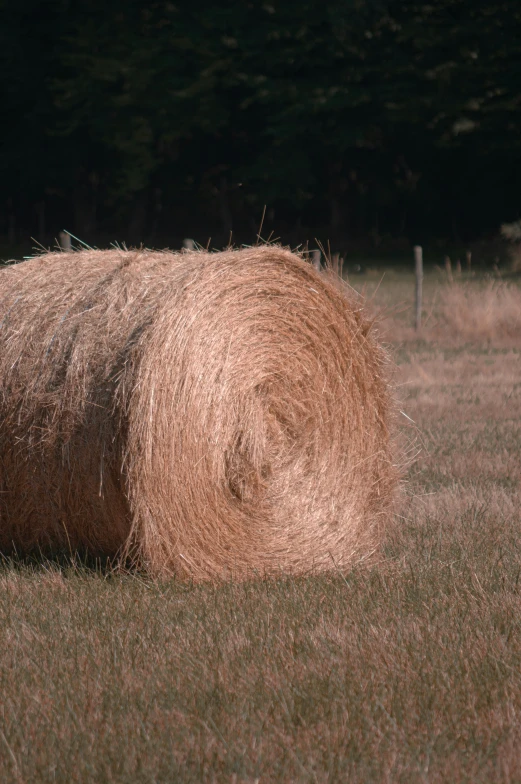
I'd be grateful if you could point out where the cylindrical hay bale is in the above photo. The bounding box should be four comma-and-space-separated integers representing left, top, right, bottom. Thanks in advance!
0, 246, 397, 579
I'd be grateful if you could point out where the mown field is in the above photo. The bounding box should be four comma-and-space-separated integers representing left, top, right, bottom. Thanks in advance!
1, 270, 520, 783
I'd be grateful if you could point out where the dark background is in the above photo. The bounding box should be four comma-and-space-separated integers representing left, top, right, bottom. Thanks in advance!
1, 0, 520, 257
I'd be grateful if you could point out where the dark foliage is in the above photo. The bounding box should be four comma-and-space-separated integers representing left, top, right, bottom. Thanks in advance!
1, 0, 520, 249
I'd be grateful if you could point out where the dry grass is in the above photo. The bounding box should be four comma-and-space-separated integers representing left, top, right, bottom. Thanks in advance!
436, 282, 521, 340
354, 271, 521, 344
0, 245, 396, 579
0, 272, 520, 781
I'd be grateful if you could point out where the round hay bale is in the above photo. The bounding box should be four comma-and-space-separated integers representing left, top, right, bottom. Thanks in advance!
0, 245, 397, 578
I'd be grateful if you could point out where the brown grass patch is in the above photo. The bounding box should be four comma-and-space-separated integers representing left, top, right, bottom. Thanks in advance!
367, 277, 521, 344
0, 245, 397, 579
436, 281, 521, 340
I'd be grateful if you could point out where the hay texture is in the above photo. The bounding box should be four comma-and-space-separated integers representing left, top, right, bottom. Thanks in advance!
0, 245, 396, 578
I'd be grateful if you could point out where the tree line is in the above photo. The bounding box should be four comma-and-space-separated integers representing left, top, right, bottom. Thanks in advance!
1, 0, 520, 251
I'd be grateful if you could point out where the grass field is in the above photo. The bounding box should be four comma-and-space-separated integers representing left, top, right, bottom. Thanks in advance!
1, 271, 521, 782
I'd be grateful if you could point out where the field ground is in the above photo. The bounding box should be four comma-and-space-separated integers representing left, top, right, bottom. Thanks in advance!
1, 272, 521, 782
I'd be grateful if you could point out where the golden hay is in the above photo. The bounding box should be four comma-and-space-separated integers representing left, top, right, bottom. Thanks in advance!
0, 245, 397, 579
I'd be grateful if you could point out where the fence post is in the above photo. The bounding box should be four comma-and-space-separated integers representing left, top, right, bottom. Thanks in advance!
414, 245, 423, 331
332, 252, 345, 278
312, 249, 321, 271
59, 231, 72, 252
444, 255, 453, 283
466, 249, 472, 273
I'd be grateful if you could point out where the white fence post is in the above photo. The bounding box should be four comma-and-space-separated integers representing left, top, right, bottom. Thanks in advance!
59, 231, 72, 251
414, 245, 423, 331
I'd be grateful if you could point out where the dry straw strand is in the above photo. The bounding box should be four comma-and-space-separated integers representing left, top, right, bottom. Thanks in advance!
0, 245, 397, 579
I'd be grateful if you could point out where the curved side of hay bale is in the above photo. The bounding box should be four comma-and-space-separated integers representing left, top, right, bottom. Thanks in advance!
0, 245, 397, 578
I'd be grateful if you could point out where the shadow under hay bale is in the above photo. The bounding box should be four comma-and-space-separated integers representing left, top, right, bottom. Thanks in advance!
0, 245, 397, 579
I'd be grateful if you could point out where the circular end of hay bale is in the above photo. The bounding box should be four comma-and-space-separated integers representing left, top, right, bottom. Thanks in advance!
127, 246, 396, 578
